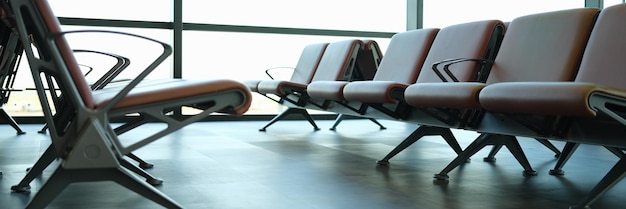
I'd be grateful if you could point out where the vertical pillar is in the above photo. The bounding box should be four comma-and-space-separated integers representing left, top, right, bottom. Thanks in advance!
173, 0, 183, 116
407, 0, 423, 30
585, 0, 603, 8
173, 0, 183, 79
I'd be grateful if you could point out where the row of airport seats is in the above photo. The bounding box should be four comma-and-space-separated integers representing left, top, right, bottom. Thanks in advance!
254, 4, 626, 209
1, 0, 254, 208
253, 20, 507, 162
245, 38, 386, 131
250, 21, 562, 163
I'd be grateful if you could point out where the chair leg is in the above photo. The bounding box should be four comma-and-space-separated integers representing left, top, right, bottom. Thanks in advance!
37, 124, 48, 134
330, 114, 386, 131
24, 165, 182, 209
126, 153, 154, 169
439, 128, 463, 154
434, 133, 492, 181
114, 118, 155, 169
113, 115, 148, 135
483, 145, 503, 162
377, 126, 461, 166
484, 138, 561, 162
434, 134, 536, 182
11, 144, 162, 192
23, 165, 69, 209
299, 108, 320, 131
604, 146, 625, 158
11, 145, 55, 192
259, 108, 319, 131
502, 136, 538, 176
569, 156, 626, 209
535, 138, 562, 158
549, 144, 624, 176
23, 118, 179, 208
368, 118, 387, 130
120, 158, 163, 186
549, 142, 580, 175
0, 108, 25, 135
329, 114, 345, 131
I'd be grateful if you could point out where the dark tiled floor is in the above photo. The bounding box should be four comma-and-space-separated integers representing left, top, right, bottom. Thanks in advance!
0, 119, 624, 209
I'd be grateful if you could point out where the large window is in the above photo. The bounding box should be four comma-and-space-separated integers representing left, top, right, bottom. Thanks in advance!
48, 0, 171, 22
605, 0, 626, 7
423, 0, 584, 28
183, 0, 406, 32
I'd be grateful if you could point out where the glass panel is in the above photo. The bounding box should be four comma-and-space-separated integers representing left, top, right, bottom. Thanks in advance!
183, 0, 406, 32
5, 55, 41, 116
48, 0, 172, 22
182, 31, 391, 114
7, 26, 172, 117
423, 0, 584, 28
604, 1, 625, 8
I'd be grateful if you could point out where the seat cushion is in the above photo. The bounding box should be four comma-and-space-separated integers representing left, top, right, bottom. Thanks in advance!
307, 81, 350, 101
92, 79, 252, 115
404, 82, 485, 109
256, 80, 307, 96
343, 81, 408, 104
478, 82, 618, 117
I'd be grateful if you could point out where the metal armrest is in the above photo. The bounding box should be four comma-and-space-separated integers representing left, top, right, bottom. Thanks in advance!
77, 63, 93, 76
589, 92, 626, 126
431, 58, 494, 82
265, 66, 295, 80
73, 49, 131, 90
48, 30, 172, 112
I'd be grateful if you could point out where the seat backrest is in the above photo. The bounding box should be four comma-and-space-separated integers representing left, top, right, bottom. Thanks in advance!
372, 28, 439, 84
415, 20, 505, 83
486, 8, 599, 84
574, 4, 626, 89
363, 39, 383, 67
310, 39, 362, 82
289, 42, 328, 84
353, 39, 383, 81
11, 0, 95, 109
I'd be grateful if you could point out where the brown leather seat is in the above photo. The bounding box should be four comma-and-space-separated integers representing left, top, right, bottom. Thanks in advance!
304, 39, 387, 102
92, 78, 251, 114
307, 28, 439, 103
479, 4, 626, 117
306, 20, 506, 166
404, 8, 599, 110
475, 5, 626, 209
253, 39, 363, 131
8, 0, 253, 208
396, 7, 601, 208
339, 20, 504, 108
257, 39, 362, 96
245, 42, 328, 93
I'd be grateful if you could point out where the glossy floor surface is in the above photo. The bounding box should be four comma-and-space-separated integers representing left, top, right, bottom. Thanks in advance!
0, 119, 624, 209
